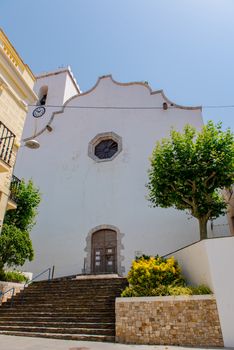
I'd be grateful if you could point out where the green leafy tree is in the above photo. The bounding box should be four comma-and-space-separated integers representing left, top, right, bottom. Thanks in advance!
0, 179, 40, 275
147, 121, 234, 239
0, 224, 33, 272
4, 180, 41, 231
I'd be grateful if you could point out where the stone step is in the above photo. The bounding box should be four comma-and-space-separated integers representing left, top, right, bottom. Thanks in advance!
22, 281, 126, 287
13, 294, 119, 300
24, 288, 124, 294
16, 290, 122, 298
29, 284, 126, 290
5, 302, 115, 309
10, 298, 115, 304
20, 288, 125, 295
0, 310, 115, 317
0, 301, 115, 314
28, 282, 126, 290
24, 282, 124, 286
0, 321, 115, 329
0, 311, 115, 318
0, 325, 115, 336
0, 316, 115, 323
32, 278, 126, 284
0, 276, 127, 342
0, 312, 115, 318
10, 298, 117, 305
1, 305, 115, 311
0, 331, 115, 342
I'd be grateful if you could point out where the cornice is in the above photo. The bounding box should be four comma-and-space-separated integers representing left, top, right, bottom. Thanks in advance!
0, 76, 28, 111
0, 51, 37, 103
0, 29, 35, 81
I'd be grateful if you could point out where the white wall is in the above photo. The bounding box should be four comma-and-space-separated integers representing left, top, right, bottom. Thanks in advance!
16, 74, 205, 278
169, 237, 234, 347
170, 240, 214, 290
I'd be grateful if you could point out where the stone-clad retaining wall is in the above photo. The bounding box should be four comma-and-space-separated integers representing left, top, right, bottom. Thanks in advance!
116, 295, 223, 347
0, 281, 24, 304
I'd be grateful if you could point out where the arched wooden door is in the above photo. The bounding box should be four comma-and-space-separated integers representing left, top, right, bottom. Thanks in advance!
91, 229, 117, 274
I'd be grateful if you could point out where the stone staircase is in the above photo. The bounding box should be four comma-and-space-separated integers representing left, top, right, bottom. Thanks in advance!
0, 276, 128, 342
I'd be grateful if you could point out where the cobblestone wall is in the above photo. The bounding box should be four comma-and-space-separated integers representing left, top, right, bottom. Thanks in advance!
116, 295, 223, 347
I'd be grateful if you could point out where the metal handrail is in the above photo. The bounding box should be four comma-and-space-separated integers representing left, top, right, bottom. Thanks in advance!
25, 267, 52, 287
0, 287, 15, 307
20, 266, 54, 304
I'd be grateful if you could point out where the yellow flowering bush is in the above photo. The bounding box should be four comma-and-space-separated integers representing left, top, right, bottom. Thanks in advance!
121, 255, 211, 297
128, 255, 183, 288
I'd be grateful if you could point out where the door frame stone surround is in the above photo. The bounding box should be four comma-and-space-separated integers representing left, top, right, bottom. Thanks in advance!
84, 224, 125, 276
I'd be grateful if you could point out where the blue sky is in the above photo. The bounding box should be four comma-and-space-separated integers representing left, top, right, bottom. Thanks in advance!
1, 0, 234, 129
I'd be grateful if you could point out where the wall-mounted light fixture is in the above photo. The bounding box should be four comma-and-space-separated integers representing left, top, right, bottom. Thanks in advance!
24, 139, 40, 149
0, 133, 40, 149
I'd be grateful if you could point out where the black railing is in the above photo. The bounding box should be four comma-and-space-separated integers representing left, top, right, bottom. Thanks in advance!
0, 287, 15, 308
0, 267, 54, 308
21, 266, 54, 305
0, 122, 15, 166
9, 175, 21, 202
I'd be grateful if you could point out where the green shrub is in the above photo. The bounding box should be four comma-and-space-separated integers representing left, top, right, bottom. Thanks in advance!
0, 270, 28, 283
121, 286, 147, 297
167, 285, 193, 296
121, 255, 212, 297
189, 284, 212, 295
150, 285, 169, 296
127, 255, 184, 290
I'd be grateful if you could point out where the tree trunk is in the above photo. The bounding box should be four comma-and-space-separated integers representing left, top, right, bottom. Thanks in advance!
0, 262, 5, 280
199, 217, 208, 240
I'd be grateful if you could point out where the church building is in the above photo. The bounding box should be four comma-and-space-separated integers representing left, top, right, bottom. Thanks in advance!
15, 67, 218, 277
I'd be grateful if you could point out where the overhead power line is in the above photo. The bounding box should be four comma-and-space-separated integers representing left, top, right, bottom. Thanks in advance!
28, 104, 234, 110
203, 105, 234, 109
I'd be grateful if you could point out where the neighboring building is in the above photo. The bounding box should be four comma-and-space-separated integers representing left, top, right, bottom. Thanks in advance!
15, 68, 230, 278
0, 29, 37, 228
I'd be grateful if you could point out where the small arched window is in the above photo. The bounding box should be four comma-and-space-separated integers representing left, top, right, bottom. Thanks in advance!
38, 86, 48, 106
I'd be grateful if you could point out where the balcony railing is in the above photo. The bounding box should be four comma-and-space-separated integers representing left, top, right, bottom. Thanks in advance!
9, 175, 21, 203
0, 122, 15, 166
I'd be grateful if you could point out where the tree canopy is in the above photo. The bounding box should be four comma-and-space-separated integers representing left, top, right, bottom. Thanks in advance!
4, 179, 41, 232
147, 121, 234, 239
0, 224, 33, 272
0, 179, 41, 274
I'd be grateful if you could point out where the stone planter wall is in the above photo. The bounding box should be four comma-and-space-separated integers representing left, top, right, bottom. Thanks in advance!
0, 281, 24, 304
167, 237, 234, 347
116, 295, 223, 347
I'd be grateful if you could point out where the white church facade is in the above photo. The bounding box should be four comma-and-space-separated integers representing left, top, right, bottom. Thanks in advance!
15, 67, 224, 278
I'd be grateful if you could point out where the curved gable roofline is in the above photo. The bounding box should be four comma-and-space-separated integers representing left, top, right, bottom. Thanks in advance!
110, 75, 202, 111
65, 74, 202, 111
23, 74, 202, 142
